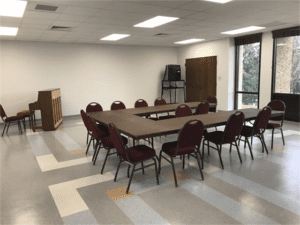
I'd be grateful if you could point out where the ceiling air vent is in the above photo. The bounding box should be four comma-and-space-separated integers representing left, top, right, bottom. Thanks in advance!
51, 26, 72, 32
35, 4, 58, 12
155, 33, 169, 37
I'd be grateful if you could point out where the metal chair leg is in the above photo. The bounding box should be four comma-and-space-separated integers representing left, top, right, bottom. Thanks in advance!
6, 122, 10, 134
262, 134, 268, 154
158, 150, 163, 174
216, 144, 224, 169
86, 132, 89, 144
235, 140, 242, 164
153, 158, 159, 185
101, 148, 111, 174
271, 129, 275, 149
114, 158, 122, 182
141, 162, 145, 175
182, 155, 185, 169
126, 163, 136, 194
246, 137, 254, 160
195, 152, 204, 180
229, 143, 232, 153
208, 141, 210, 155
2, 123, 7, 137
127, 165, 131, 178
280, 128, 285, 145
170, 156, 178, 187
86, 137, 93, 155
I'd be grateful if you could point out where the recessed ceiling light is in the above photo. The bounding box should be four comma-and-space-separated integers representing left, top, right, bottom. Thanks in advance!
221, 26, 266, 35
205, 0, 232, 3
0, 0, 27, 17
175, 39, 205, 44
100, 34, 130, 41
134, 16, 179, 28
0, 27, 18, 36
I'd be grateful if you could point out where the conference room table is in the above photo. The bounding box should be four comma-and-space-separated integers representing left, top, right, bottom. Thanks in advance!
89, 102, 284, 147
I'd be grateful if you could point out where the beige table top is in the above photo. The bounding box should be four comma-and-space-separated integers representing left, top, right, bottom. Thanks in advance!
89, 103, 283, 140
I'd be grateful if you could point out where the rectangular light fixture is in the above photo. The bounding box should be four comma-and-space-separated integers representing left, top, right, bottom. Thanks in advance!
205, 0, 232, 3
0, 27, 18, 36
0, 0, 27, 17
221, 26, 265, 35
100, 34, 130, 41
175, 39, 205, 44
134, 16, 179, 28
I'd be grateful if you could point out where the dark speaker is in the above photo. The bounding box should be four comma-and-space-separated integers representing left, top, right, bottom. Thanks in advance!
164, 65, 181, 81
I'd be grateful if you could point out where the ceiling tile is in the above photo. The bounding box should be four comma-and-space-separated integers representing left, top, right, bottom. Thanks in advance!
85, 17, 135, 26
178, 1, 216, 12
21, 18, 55, 25
19, 23, 50, 30
94, 10, 152, 21
63, 6, 100, 16
56, 14, 89, 23
137, 1, 190, 8
161, 9, 198, 18
23, 11, 59, 20
70, 1, 111, 9
185, 12, 217, 20
52, 21, 82, 28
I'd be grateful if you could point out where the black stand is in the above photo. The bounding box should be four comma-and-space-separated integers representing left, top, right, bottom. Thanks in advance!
161, 80, 185, 104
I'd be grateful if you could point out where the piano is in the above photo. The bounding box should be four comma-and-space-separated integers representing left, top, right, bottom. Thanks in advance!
29, 88, 63, 131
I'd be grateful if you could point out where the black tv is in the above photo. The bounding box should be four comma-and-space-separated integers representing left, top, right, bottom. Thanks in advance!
164, 65, 181, 81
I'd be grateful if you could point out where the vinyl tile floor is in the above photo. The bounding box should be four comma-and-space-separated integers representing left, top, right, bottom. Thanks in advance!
1, 116, 300, 225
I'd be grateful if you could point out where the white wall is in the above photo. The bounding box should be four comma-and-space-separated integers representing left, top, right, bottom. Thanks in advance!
0, 41, 177, 118
177, 38, 234, 110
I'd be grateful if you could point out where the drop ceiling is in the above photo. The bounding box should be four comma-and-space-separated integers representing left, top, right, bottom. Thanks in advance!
0, 0, 299, 47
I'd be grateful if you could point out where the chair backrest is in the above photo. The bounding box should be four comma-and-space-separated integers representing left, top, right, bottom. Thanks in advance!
195, 101, 209, 115
175, 104, 192, 117
111, 101, 126, 110
108, 123, 129, 161
176, 120, 204, 156
86, 102, 103, 113
80, 110, 100, 141
267, 100, 285, 121
222, 111, 245, 143
154, 98, 167, 106
253, 106, 272, 134
207, 96, 217, 103
0, 104, 7, 120
134, 99, 148, 108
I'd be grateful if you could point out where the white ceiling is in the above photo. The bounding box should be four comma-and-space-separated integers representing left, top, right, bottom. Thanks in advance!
0, 0, 299, 47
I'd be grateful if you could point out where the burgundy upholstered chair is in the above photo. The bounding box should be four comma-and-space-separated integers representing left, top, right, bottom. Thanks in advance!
0, 104, 25, 136
111, 101, 126, 110
81, 110, 128, 174
207, 96, 217, 113
109, 123, 159, 194
239, 106, 272, 156
134, 99, 148, 108
203, 111, 245, 169
154, 97, 176, 120
194, 101, 209, 115
266, 100, 285, 149
159, 120, 205, 187
175, 104, 192, 117
85, 102, 108, 145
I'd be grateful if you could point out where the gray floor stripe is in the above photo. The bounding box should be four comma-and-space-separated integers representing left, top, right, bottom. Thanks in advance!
62, 209, 98, 225
27, 134, 52, 157
211, 170, 300, 215
52, 131, 82, 152
115, 195, 169, 225
181, 180, 279, 224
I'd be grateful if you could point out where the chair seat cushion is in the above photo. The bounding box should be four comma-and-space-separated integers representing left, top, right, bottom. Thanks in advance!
126, 145, 156, 162
162, 141, 195, 156
203, 131, 224, 144
240, 125, 254, 137
266, 123, 281, 129
102, 136, 128, 148
5, 115, 24, 122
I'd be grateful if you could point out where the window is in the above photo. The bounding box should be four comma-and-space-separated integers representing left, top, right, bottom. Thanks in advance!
234, 33, 262, 109
272, 27, 300, 94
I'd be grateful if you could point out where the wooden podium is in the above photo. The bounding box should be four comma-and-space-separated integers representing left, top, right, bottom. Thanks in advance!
29, 88, 63, 131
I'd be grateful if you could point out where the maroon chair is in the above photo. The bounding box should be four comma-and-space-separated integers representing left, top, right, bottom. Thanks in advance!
239, 106, 272, 156
207, 96, 217, 113
159, 120, 205, 187
266, 100, 285, 149
154, 97, 176, 120
0, 104, 25, 136
202, 111, 245, 169
81, 110, 128, 174
111, 101, 126, 110
85, 102, 108, 145
134, 99, 148, 108
194, 101, 209, 115
109, 123, 159, 194
175, 104, 192, 117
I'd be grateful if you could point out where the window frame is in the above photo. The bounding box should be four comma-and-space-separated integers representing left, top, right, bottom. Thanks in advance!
234, 33, 262, 110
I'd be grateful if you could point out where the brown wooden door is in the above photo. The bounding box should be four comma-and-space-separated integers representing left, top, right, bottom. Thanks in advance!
186, 56, 217, 102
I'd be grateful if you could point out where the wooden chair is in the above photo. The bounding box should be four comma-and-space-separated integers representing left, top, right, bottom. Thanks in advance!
0, 104, 25, 136
203, 111, 245, 169
175, 104, 192, 117
109, 123, 159, 194
266, 100, 286, 149
239, 106, 272, 156
158, 119, 205, 187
